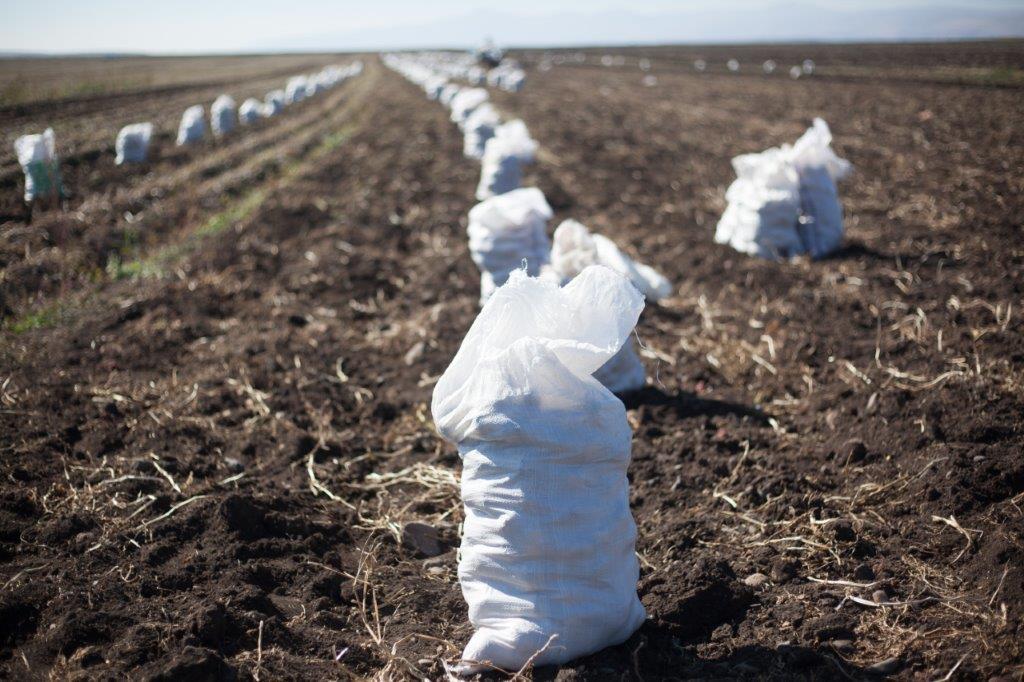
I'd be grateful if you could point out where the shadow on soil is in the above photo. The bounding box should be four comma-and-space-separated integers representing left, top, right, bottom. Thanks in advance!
623, 386, 770, 425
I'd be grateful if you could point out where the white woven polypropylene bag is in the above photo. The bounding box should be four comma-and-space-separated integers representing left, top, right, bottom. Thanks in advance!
468, 188, 552, 304
211, 95, 236, 137
432, 265, 647, 671
492, 119, 538, 164
176, 105, 206, 146
115, 122, 153, 165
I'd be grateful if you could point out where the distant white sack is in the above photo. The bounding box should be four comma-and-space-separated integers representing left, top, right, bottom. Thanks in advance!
492, 119, 538, 164
238, 98, 263, 125
115, 122, 154, 165
462, 103, 500, 160
476, 136, 522, 200
264, 89, 285, 116
14, 127, 62, 202
285, 76, 308, 105
176, 105, 206, 146
211, 95, 236, 137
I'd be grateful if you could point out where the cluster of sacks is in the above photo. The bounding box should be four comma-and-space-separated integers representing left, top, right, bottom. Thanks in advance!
715, 118, 852, 260
12, 63, 363, 203
391, 51, 680, 672
385, 50, 525, 93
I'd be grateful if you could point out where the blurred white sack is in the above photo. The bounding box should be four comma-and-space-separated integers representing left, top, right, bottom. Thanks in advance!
432, 265, 647, 671
475, 136, 522, 200
115, 122, 153, 165
715, 118, 851, 259
14, 128, 62, 202
463, 103, 501, 160
467, 187, 552, 304
238, 98, 263, 125
176, 105, 206, 146
210, 95, 236, 137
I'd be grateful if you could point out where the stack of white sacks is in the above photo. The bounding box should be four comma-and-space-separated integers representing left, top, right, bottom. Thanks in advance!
715, 118, 852, 259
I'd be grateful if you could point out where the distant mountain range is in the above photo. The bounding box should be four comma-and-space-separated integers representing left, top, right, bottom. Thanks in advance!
258, 3, 1024, 52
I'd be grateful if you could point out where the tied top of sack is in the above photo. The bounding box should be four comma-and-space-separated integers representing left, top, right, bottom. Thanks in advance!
551, 219, 673, 302
789, 118, 852, 182
14, 128, 57, 168
432, 265, 644, 444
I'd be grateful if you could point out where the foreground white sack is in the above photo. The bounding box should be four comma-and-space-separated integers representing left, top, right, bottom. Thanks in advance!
432, 266, 647, 671
467, 187, 552, 304
211, 95, 236, 137
176, 105, 206, 146
715, 118, 851, 259
475, 136, 521, 200
550, 219, 672, 392
14, 128, 62, 202
790, 118, 852, 258
115, 122, 153, 165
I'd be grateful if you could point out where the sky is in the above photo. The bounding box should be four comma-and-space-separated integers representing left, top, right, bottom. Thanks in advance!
2, 0, 1023, 54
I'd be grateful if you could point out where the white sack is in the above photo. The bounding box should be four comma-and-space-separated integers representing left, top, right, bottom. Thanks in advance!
714, 147, 802, 259
463, 103, 500, 160
264, 90, 285, 116
492, 119, 537, 163
211, 95, 236, 137
176, 105, 206, 146
551, 219, 672, 302
432, 265, 647, 671
14, 128, 61, 202
238, 98, 263, 125
450, 88, 488, 127
285, 76, 309, 104
115, 122, 153, 165
715, 118, 851, 260
789, 118, 852, 259
475, 137, 522, 200
550, 219, 672, 392
467, 187, 552, 304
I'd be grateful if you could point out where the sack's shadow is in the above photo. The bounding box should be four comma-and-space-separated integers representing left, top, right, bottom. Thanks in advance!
621, 385, 770, 426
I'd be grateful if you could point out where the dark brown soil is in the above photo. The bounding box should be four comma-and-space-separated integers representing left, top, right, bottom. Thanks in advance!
1, 43, 1022, 680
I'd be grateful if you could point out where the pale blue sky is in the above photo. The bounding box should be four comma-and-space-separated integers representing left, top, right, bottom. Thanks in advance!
3, 0, 1023, 54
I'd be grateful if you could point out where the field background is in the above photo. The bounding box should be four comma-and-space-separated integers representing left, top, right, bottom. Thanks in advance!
0, 41, 1022, 680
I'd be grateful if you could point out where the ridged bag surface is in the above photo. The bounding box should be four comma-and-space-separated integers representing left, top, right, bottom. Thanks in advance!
432, 266, 647, 671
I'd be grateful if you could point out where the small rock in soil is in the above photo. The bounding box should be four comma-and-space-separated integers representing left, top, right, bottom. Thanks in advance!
743, 572, 769, 588
871, 589, 889, 603
402, 522, 443, 557
866, 657, 900, 675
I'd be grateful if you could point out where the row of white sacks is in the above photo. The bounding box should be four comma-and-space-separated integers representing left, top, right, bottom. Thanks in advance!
13, 62, 363, 202
175, 62, 363, 148
388, 51, 663, 672
391, 51, 852, 672
387, 50, 525, 93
